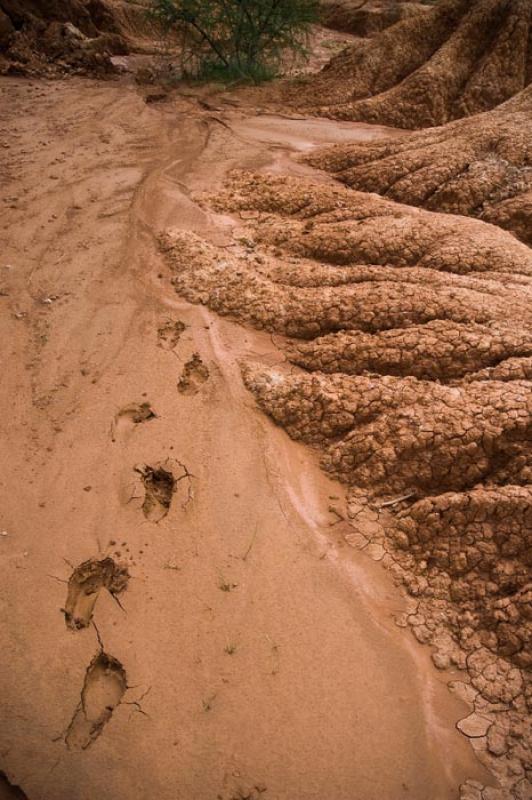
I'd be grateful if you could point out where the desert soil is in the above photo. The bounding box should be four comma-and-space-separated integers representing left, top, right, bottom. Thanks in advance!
0, 74, 496, 799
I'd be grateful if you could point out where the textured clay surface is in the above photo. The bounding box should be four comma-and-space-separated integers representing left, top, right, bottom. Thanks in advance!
308, 85, 532, 245
275, 0, 532, 129
320, 0, 430, 37
161, 167, 532, 800
0, 0, 155, 77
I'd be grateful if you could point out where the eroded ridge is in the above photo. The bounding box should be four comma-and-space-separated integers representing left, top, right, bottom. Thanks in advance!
162, 169, 532, 799
388, 487, 531, 668
163, 175, 532, 346
242, 368, 531, 494
277, 0, 532, 129
285, 321, 532, 382
65, 652, 127, 751
308, 86, 532, 245
64, 557, 129, 630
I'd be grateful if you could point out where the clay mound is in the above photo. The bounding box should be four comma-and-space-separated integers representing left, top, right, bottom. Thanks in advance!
388, 486, 532, 670
161, 169, 532, 692
308, 85, 532, 245
285, 320, 532, 382
320, 0, 430, 37
243, 367, 531, 495
283, 0, 532, 129
0, 0, 130, 76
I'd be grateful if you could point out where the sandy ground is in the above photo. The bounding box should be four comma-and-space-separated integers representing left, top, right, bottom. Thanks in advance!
0, 76, 491, 800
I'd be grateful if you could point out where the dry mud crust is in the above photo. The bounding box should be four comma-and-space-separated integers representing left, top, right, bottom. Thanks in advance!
162, 169, 532, 799
164, 172, 532, 340
308, 85, 532, 245
285, 321, 532, 382
277, 0, 532, 129
242, 368, 532, 495
388, 487, 532, 667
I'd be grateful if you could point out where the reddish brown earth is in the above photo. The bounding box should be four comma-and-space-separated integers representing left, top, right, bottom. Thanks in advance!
0, 0, 158, 77
0, 6, 531, 800
308, 85, 532, 245
271, 0, 532, 129
320, 0, 430, 37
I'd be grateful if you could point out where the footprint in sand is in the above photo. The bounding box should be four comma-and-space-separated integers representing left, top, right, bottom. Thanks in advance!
63, 557, 129, 630
134, 463, 177, 522
157, 319, 186, 350
177, 353, 210, 395
111, 401, 156, 441
65, 652, 127, 750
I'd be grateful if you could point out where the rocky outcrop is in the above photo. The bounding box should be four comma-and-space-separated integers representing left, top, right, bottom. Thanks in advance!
0, 0, 128, 76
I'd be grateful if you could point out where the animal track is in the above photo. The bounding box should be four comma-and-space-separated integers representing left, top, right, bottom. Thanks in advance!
111, 402, 156, 441
157, 319, 186, 350
177, 353, 210, 395
65, 652, 127, 751
135, 463, 176, 521
64, 558, 129, 630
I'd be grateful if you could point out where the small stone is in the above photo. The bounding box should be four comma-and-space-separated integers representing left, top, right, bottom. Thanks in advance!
344, 531, 368, 550
432, 651, 451, 670
366, 542, 385, 561
457, 713, 491, 738
486, 728, 507, 756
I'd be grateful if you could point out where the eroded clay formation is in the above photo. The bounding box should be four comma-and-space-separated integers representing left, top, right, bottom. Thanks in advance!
279, 0, 532, 129
320, 0, 430, 38
161, 169, 532, 798
308, 86, 532, 245
0, 0, 133, 77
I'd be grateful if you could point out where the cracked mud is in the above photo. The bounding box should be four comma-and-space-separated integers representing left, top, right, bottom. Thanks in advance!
162, 165, 532, 800
308, 86, 532, 246
275, 0, 532, 129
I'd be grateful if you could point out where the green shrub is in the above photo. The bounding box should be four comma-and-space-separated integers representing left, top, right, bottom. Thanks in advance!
149, 0, 319, 83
